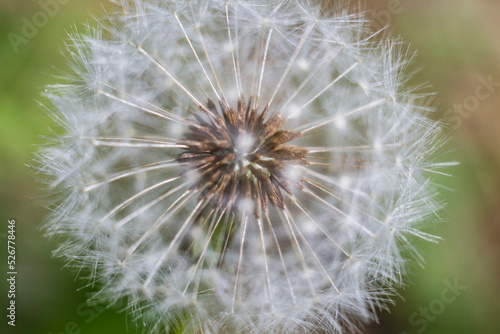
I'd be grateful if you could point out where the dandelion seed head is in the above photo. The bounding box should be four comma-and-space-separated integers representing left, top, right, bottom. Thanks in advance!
37, 0, 450, 333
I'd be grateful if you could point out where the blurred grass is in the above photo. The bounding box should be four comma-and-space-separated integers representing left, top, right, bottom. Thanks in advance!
366, 1, 500, 333
0, 1, 131, 334
1, 0, 499, 333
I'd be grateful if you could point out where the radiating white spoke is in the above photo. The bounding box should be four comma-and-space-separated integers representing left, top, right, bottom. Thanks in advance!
292, 62, 359, 117
233, 5, 243, 98
218, 212, 235, 268
267, 23, 315, 108
421, 167, 453, 177
306, 180, 388, 228
97, 90, 192, 127
127, 190, 194, 256
194, 26, 227, 106
135, 44, 206, 109
231, 214, 249, 313
90, 140, 187, 149
83, 136, 185, 144
98, 81, 192, 125
179, 53, 212, 101
269, 1, 285, 17
283, 206, 339, 293
289, 197, 350, 257
264, 211, 296, 304
174, 12, 221, 102
143, 199, 207, 288
306, 143, 401, 153
302, 186, 374, 237
116, 184, 191, 229
255, 28, 273, 108
303, 167, 374, 201
226, 3, 242, 97
276, 209, 317, 297
101, 176, 181, 222
214, 209, 232, 258
83, 160, 177, 193
297, 98, 386, 133
183, 208, 226, 296
124, 189, 195, 257
257, 217, 274, 310
279, 47, 343, 114
248, 32, 263, 106
307, 161, 398, 174
179, 208, 218, 262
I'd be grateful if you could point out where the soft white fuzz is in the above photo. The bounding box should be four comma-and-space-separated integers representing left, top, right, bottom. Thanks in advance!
38, 1, 451, 333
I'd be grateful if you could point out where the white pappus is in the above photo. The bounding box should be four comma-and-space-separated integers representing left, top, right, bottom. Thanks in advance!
36, 0, 453, 333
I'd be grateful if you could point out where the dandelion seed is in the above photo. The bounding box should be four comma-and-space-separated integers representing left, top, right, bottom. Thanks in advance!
37, 0, 449, 333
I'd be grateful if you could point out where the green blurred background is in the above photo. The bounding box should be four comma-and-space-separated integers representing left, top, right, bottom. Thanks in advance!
1, 0, 499, 333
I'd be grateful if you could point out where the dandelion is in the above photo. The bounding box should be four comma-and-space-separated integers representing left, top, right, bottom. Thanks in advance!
38, 0, 451, 333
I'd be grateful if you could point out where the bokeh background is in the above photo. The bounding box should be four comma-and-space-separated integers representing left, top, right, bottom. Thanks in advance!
1, 0, 499, 333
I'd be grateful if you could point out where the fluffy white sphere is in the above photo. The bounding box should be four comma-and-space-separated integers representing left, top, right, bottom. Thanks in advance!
38, 0, 450, 333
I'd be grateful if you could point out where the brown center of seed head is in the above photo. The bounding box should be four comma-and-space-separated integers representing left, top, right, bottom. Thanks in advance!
176, 96, 309, 218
